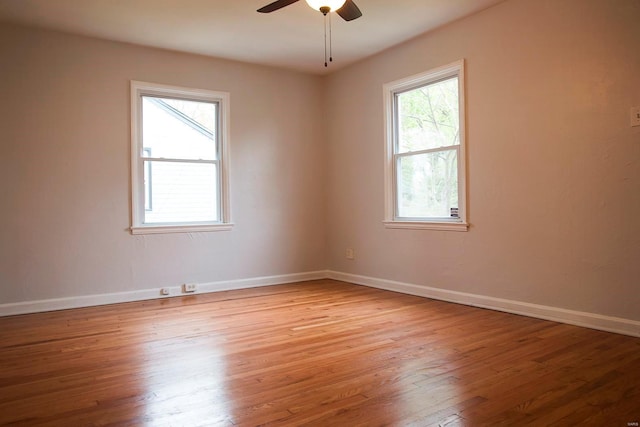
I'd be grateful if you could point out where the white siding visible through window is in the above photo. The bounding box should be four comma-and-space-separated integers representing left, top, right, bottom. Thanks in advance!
142, 97, 218, 224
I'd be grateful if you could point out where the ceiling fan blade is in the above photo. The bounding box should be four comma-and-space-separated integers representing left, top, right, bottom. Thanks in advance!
257, 0, 300, 13
336, 0, 362, 21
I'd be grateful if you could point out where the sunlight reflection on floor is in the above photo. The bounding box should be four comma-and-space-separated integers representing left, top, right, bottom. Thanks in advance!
141, 330, 232, 426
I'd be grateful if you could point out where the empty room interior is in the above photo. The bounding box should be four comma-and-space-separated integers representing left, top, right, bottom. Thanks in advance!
1, 0, 639, 425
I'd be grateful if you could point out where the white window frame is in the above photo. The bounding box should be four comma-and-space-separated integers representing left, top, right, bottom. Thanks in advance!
130, 81, 232, 234
383, 60, 468, 232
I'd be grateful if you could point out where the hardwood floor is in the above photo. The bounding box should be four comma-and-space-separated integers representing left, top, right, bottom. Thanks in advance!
1, 279, 639, 426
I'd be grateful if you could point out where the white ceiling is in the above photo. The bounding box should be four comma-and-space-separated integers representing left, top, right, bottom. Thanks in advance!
0, 0, 505, 75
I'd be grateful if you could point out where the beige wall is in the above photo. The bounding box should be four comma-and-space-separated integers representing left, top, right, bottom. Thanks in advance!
1, 0, 638, 323
0, 24, 327, 303
325, 0, 640, 320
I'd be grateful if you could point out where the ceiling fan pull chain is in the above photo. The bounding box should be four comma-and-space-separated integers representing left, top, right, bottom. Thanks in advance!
324, 13, 328, 67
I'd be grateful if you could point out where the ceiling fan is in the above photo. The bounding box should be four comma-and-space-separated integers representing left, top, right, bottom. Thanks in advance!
257, 0, 363, 67
257, 0, 362, 22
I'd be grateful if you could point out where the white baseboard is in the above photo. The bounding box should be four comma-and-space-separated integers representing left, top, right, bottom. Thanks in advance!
3, 269, 638, 338
0, 271, 328, 317
327, 271, 640, 338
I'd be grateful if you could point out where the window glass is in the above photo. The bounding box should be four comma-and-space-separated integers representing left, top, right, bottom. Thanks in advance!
142, 96, 217, 161
397, 77, 459, 153
397, 149, 458, 218
144, 161, 218, 224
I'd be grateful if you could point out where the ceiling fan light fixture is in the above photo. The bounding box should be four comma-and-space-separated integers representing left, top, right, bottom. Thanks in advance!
304, 0, 347, 13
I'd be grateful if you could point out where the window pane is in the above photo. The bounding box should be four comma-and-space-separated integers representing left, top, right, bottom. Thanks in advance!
142, 96, 216, 160
144, 161, 218, 224
397, 150, 458, 219
397, 77, 459, 153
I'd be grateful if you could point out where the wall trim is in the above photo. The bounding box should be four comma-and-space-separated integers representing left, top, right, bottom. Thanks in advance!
3, 270, 639, 338
0, 271, 328, 317
327, 271, 640, 338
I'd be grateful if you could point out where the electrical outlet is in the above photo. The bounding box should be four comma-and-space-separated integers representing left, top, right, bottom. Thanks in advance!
631, 106, 640, 127
346, 248, 355, 260
160, 288, 170, 296
182, 283, 197, 293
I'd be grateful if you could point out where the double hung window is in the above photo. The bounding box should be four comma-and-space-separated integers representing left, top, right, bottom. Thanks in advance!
383, 60, 468, 231
130, 81, 231, 234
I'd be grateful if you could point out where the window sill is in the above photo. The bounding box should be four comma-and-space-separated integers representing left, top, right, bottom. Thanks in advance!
383, 220, 469, 232
130, 223, 234, 235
